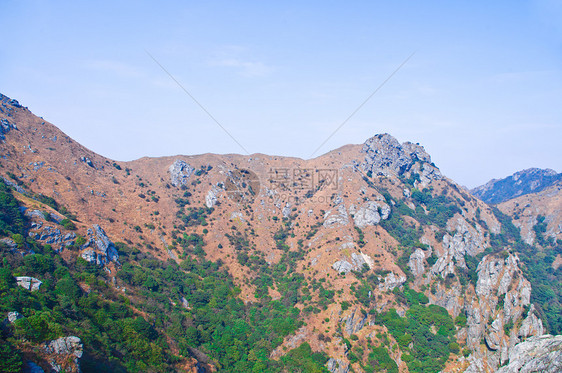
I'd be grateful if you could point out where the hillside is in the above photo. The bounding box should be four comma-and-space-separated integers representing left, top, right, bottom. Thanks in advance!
471, 168, 562, 205
0, 92, 560, 373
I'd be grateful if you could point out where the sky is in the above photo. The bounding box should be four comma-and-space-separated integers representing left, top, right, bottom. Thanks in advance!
1, 1, 561, 188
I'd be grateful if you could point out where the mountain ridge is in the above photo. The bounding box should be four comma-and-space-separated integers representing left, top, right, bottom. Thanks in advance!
0, 92, 560, 373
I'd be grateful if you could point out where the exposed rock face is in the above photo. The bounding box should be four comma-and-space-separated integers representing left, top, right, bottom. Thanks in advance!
518, 305, 544, 339
352, 200, 390, 228
472, 168, 562, 204
43, 336, 83, 373
323, 197, 349, 228
360, 134, 441, 181
341, 307, 369, 335
0, 117, 16, 141
378, 272, 406, 291
28, 224, 76, 252
408, 248, 426, 277
80, 225, 118, 266
496, 334, 562, 373
327, 358, 349, 373
332, 252, 372, 274
432, 216, 486, 276
462, 253, 544, 370
169, 160, 194, 187
16, 276, 42, 291
205, 188, 219, 208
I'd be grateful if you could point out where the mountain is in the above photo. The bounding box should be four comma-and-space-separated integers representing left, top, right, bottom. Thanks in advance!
0, 92, 560, 373
471, 168, 562, 205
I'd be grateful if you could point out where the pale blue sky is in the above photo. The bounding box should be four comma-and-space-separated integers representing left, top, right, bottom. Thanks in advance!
1, 1, 561, 188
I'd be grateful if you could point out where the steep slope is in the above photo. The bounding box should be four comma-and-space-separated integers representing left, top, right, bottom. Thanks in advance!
471, 168, 562, 205
0, 92, 557, 373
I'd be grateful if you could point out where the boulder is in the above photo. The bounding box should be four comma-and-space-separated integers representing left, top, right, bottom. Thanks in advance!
353, 200, 390, 228
15, 276, 42, 291
169, 160, 194, 187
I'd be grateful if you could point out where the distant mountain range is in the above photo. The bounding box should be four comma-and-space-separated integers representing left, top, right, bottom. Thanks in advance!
471, 168, 562, 204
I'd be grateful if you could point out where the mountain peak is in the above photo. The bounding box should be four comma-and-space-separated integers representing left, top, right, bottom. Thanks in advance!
360, 133, 441, 183
472, 167, 562, 204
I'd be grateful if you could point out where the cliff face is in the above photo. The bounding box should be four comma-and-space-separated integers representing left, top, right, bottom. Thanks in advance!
0, 92, 558, 372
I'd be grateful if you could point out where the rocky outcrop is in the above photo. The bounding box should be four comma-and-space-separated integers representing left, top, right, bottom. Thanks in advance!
378, 272, 406, 291
16, 276, 42, 291
80, 225, 118, 266
205, 188, 219, 208
332, 252, 372, 274
432, 216, 486, 276
408, 248, 426, 277
43, 336, 83, 373
323, 196, 349, 228
341, 307, 369, 335
518, 305, 544, 339
352, 200, 390, 228
28, 225, 76, 253
360, 133, 441, 181
496, 334, 562, 373
327, 358, 349, 373
462, 253, 545, 370
169, 160, 194, 187
7, 311, 24, 323
0, 117, 16, 141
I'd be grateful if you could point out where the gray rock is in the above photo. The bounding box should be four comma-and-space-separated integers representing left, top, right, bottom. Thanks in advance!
44, 336, 83, 358
518, 305, 544, 338
282, 202, 292, 218
7, 311, 24, 323
408, 248, 426, 277
432, 216, 486, 277
342, 308, 368, 335
25, 209, 47, 220
80, 225, 118, 266
496, 334, 562, 373
16, 276, 42, 291
169, 160, 194, 187
1, 177, 26, 194
0, 238, 17, 250
205, 188, 218, 208
323, 198, 349, 228
327, 358, 349, 373
360, 133, 441, 181
353, 200, 390, 228
378, 272, 406, 291
80, 156, 95, 168
332, 260, 353, 274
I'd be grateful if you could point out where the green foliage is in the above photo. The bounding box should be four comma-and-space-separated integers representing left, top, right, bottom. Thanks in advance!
455, 314, 467, 327
365, 346, 398, 373
490, 208, 562, 334
60, 218, 77, 230
376, 304, 456, 373
0, 181, 26, 235
0, 338, 23, 372
280, 342, 329, 372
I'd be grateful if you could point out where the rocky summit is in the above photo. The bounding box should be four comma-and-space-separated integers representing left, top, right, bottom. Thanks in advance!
0, 92, 560, 373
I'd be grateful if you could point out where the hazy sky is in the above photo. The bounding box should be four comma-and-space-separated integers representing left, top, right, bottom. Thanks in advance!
1, 1, 561, 188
